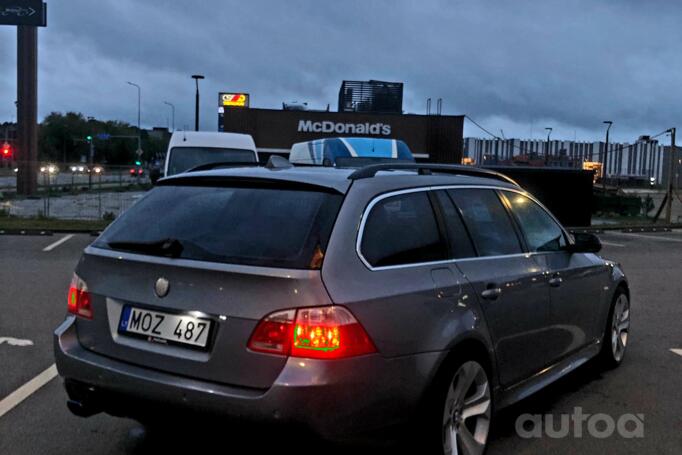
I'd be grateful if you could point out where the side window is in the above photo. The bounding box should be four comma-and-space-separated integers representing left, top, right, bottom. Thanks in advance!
433, 191, 476, 259
448, 189, 523, 257
502, 192, 567, 252
361, 192, 447, 267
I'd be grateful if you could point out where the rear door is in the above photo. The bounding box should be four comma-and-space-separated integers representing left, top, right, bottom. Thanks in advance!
446, 188, 553, 387
500, 190, 608, 360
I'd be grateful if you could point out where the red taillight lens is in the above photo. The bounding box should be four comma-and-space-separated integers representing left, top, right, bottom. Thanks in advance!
292, 306, 376, 359
67, 273, 93, 319
247, 309, 295, 355
248, 306, 376, 359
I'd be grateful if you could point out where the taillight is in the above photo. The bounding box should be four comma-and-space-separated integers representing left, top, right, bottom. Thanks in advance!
247, 309, 295, 355
67, 273, 93, 319
248, 306, 376, 359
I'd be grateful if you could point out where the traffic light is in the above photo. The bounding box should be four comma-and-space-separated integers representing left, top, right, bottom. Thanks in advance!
86, 135, 92, 142
134, 160, 142, 166
1, 142, 11, 159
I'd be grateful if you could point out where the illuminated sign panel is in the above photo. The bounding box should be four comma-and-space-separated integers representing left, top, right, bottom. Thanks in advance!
220, 92, 249, 108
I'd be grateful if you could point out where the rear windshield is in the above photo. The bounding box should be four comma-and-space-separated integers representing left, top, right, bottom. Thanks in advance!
167, 147, 257, 176
94, 185, 342, 269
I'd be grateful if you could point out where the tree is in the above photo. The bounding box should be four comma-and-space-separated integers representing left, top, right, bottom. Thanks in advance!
38, 112, 169, 165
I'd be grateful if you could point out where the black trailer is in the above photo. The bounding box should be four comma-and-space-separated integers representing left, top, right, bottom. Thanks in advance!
484, 166, 594, 227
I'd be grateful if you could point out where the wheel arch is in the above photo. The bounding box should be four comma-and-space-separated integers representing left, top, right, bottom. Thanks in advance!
422, 335, 498, 406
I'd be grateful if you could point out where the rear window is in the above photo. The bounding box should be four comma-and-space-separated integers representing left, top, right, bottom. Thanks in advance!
94, 185, 342, 269
167, 147, 257, 176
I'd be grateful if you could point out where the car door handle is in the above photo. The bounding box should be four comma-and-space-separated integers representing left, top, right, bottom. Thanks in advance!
481, 287, 502, 300
549, 277, 563, 287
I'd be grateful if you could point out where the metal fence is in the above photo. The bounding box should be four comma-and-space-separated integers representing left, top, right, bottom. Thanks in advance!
0, 163, 150, 220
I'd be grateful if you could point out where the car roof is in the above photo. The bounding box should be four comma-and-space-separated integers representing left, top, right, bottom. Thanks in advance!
168, 131, 256, 151
161, 164, 520, 195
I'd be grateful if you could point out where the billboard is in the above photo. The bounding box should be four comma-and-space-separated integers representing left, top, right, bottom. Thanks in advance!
0, 0, 46, 26
219, 92, 249, 108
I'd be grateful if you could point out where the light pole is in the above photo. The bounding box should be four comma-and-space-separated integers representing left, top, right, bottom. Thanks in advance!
665, 128, 676, 224
163, 101, 175, 132
602, 121, 613, 190
544, 127, 553, 165
126, 81, 142, 155
191, 74, 204, 131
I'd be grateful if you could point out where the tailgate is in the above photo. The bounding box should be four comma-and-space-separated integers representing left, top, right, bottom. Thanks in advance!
73, 247, 332, 389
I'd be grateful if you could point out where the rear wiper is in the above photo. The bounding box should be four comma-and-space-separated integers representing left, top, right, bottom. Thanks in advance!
107, 238, 184, 258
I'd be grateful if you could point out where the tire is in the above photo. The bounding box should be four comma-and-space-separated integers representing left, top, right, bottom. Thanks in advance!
422, 356, 493, 455
597, 289, 631, 369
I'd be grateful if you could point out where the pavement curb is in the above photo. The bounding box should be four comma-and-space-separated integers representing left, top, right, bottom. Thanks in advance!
569, 224, 682, 233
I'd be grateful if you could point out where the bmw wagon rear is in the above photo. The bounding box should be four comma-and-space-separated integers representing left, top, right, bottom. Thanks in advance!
53, 169, 426, 440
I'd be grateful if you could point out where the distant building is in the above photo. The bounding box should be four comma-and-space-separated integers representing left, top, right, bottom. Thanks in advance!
463, 137, 672, 185
337, 80, 403, 114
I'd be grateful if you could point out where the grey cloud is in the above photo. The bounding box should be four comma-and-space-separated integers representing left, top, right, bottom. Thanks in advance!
1, 0, 681, 143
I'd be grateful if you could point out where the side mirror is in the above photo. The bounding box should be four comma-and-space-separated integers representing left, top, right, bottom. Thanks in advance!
567, 232, 602, 254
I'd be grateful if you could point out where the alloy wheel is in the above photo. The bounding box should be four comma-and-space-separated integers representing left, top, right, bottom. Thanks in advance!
611, 294, 630, 362
442, 360, 491, 455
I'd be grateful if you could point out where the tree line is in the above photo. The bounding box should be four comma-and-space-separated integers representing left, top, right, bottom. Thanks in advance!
35, 112, 169, 165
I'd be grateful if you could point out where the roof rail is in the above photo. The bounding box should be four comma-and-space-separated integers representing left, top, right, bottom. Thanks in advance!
347, 163, 519, 185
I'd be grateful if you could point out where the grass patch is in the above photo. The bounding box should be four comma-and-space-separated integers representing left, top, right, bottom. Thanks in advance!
0, 216, 110, 231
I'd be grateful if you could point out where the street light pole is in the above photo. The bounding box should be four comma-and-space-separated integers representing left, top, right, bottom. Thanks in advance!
602, 121, 613, 190
191, 74, 205, 131
126, 81, 142, 154
544, 127, 553, 165
665, 128, 676, 224
163, 101, 175, 132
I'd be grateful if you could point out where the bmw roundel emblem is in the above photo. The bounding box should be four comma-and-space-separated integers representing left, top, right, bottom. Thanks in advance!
154, 277, 170, 298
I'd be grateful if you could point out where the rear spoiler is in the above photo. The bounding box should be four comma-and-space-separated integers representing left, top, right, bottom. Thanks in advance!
185, 161, 259, 172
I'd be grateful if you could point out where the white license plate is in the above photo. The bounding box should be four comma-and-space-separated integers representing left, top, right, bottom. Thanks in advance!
119, 306, 212, 348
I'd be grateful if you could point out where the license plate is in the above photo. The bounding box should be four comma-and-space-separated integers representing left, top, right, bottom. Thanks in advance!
118, 306, 212, 348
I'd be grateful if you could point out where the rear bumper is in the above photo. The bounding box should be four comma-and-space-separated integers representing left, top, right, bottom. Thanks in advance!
54, 316, 441, 438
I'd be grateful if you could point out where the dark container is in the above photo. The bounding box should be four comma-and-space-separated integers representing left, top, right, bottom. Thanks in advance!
484, 166, 594, 227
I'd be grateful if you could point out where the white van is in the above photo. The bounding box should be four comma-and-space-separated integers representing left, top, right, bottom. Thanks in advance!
163, 131, 258, 177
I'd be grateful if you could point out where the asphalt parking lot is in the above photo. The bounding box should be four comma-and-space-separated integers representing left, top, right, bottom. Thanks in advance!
0, 231, 680, 454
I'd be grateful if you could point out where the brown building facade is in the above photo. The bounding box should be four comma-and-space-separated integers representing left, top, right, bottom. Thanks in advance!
219, 107, 464, 164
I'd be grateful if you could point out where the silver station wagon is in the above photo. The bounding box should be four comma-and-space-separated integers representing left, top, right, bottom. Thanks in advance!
54, 162, 630, 454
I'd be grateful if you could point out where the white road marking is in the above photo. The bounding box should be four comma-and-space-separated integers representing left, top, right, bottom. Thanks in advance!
0, 337, 33, 347
606, 232, 682, 243
42, 234, 74, 251
0, 364, 57, 419
600, 241, 625, 247
671, 349, 682, 357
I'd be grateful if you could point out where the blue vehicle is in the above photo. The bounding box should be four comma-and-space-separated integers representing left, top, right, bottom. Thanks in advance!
289, 137, 415, 166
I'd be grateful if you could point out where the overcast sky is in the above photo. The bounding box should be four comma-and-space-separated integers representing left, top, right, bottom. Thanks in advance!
1, 0, 681, 143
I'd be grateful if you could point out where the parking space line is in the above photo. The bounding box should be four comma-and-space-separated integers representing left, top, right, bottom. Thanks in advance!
671, 349, 682, 357
0, 364, 57, 419
606, 232, 682, 243
43, 234, 75, 252
600, 241, 625, 247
